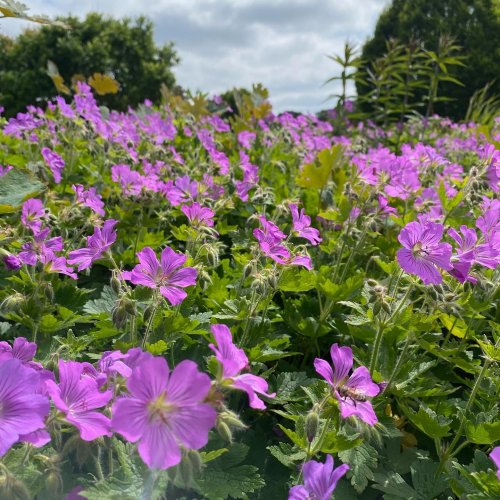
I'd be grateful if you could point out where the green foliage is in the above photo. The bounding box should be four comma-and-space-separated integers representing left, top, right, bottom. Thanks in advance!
0, 13, 179, 116
357, 0, 500, 120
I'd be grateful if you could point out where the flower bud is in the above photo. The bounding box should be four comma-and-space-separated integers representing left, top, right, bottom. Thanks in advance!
373, 301, 382, 316
112, 304, 127, 329
381, 301, 391, 314
216, 420, 233, 443
179, 453, 194, 486
305, 410, 320, 443
0, 292, 25, 313
122, 298, 137, 316
110, 275, 122, 294
42, 282, 55, 302
0, 475, 31, 500
188, 450, 203, 476
45, 470, 63, 498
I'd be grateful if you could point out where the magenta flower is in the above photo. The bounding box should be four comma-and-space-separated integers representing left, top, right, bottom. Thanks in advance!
0, 337, 40, 368
0, 359, 50, 456
41, 147, 64, 183
0, 164, 12, 176
289, 455, 349, 500
181, 202, 215, 228
314, 344, 380, 425
3, 254, 22, 270
490, 446, 500, 480
397, 220, 452, 285
45, 257, 78, 280
98, 348, 152, 379
73, 184, 105, 216
289, 204, 322, 245
111, 357, 216, 469
124, 246, 197, 305
209, 324, 275, 409
21, 198, 46, 232
68, 219, 117, 271
45, 360, 112, 441
18, 228, 63, 266
238, 130, 256, 149
164, 175, 198, 206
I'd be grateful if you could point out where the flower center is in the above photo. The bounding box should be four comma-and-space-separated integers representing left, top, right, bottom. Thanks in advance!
147, 392, 176, 424
412, 241, 429, 258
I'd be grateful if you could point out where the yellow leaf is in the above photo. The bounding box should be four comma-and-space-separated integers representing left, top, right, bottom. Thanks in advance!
50, 74, 70, 95
296, 144, 345, 189
439, 313, 466, 338
88, 73, 120, 95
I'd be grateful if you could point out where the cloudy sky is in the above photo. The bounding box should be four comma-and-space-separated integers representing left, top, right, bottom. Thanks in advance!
1, 0, 389, 112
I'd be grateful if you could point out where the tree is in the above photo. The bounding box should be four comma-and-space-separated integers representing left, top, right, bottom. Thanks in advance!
0, 13, 179, 116
357, 0, 500, 120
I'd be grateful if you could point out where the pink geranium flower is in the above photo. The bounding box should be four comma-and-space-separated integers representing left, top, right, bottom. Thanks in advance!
314, 344, 380, 425
490, 447, 500, 480
72, 184, 105, 216
289, 455, 349, 500
0, 359, 50, 456
45, 360, 112, 441
124, 246, 197, 305
41, 147, 64, 183
18, 228, 63, 266
209, 324, 275, 409
397, 220, 452, 285
21, 198, 46, 233
111, 357, 216, 469
68, 219, 117, 271
289, 204, 322, 245
181, 202, 215, 228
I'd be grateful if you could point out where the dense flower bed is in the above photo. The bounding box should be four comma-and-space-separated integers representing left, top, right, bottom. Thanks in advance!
0, 86, 499, 498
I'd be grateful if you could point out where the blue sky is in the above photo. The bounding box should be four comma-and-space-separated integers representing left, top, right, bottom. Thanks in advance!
0, 0, 389, 112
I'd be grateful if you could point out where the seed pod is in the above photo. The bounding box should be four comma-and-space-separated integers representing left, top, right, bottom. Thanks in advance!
305, 410, 320, 443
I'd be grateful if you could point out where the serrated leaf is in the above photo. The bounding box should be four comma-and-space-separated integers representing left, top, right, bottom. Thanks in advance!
465, 421, 500, 444
83, 286, 117, 315
339, 442, 378, 493
405, 404, 451, 439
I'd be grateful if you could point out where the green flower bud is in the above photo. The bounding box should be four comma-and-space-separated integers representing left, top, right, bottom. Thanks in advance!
305, 410, 320, 443
216, 420, 233, 443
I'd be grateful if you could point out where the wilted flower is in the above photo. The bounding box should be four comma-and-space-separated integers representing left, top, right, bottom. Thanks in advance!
68, 219, 117, 271
3, 254, 22, 270
209, 324, 275, 409
0, 359, 50, 456
288, 455, 349, 500
123, 246, 197, 305
45, 360, 112, 441
314, 344, 380, 425
397, 220, 452, 285
112, 357, 216, 469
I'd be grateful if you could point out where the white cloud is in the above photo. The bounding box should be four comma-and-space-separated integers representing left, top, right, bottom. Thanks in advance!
0, 0, 389, 112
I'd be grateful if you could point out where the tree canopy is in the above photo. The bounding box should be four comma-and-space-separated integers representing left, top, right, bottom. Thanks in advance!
0, 13, 179, 116
357, 0, 500, 120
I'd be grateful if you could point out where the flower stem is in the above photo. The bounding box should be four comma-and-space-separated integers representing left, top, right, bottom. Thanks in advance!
435, 351, 494, 479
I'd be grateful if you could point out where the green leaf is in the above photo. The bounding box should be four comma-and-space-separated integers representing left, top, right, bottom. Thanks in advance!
195, 443, 265, 499
372, 471, 417, 498
278, 268, 316, 292
465, 421, 500, 444
405, 404, 451, 439
83, 286, 117, 315
339, 442, 378, 493
410, 460, 448, 499
296, 145, 344, 189
0, 168, 44, 212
